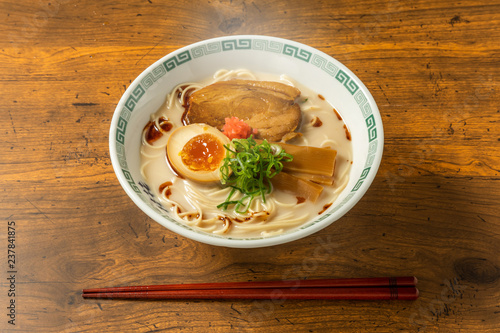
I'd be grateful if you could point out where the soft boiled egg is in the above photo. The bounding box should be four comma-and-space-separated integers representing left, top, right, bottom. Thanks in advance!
167, 124, 231, 182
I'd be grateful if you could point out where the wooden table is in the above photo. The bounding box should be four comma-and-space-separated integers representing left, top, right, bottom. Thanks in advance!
1, 0, 499, 332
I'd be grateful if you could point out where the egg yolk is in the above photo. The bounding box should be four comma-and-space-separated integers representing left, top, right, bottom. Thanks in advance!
179, 133, 225, 172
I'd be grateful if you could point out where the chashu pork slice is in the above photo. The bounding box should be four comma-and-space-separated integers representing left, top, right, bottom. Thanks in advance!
184, 80, 302, 142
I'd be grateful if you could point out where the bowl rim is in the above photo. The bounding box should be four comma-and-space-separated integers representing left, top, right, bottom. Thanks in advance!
109, 35, 384, 248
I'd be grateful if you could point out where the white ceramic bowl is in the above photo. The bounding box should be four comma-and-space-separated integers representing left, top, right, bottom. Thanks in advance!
109, 35, 383, 248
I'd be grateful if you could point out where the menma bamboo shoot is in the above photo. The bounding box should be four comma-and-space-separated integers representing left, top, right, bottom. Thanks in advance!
268, 141, 337, 177
271, 172, 323, 202
288, 171, 335, 185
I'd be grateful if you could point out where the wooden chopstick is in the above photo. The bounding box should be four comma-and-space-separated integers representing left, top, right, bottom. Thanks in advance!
82, 277, 418, 300
82, 287, 419, 300
83, 276, 417, 293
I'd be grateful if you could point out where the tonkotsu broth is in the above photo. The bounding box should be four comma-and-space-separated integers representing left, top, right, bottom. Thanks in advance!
140, 69, 353, 238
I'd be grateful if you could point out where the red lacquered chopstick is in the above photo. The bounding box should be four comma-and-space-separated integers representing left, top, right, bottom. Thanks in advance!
82, 286, 419, 300
82, 276, 417, 294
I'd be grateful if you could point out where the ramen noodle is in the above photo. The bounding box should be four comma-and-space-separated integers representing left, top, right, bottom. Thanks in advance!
140, 69, 353, 238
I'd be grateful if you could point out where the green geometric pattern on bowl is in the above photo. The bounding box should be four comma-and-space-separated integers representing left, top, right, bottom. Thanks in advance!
114, 37, 379, 240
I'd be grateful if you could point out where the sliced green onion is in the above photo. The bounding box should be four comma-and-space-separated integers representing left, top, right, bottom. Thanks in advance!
218, 136, 293, 213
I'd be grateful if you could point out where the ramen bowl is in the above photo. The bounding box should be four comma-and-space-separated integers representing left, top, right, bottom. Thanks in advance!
109, 35, 383, 248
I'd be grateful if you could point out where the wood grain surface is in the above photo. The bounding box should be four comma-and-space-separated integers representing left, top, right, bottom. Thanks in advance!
1, 0, 499, 332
